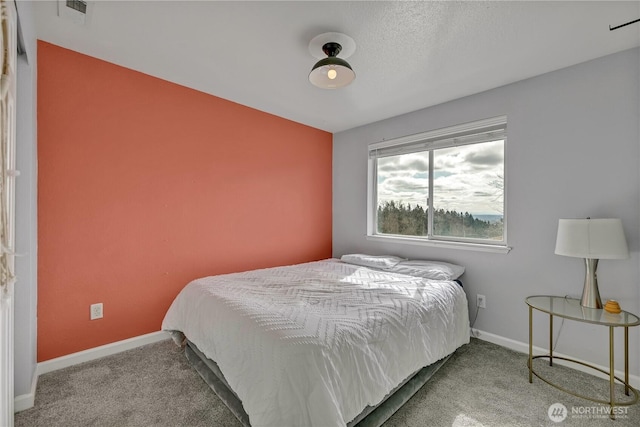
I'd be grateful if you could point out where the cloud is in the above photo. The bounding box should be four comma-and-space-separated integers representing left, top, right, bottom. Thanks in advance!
463, 149, 503, 171
378, 153, 429, 173
376, 141, 504, 215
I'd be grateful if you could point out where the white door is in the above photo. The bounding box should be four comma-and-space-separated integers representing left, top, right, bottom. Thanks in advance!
0, 0, 17, 425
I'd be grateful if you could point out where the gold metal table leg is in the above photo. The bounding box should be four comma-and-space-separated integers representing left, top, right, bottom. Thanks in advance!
549, 314, 553, 366
625, 326, 629, 396
610, 326, 615, 420
529, 306, 533, 383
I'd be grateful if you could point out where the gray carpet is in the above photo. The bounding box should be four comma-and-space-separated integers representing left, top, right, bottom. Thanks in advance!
15, 338, 639, 426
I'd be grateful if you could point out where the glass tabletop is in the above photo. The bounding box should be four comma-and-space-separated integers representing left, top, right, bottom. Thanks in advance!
526, 295, 640, 327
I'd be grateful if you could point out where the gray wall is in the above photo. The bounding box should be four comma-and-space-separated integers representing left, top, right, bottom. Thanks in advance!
333, 48, 640, 377
14, 0, 38, 398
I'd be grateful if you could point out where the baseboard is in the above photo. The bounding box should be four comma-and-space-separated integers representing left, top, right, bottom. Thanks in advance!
472, 328, 640, 389
13, 370, 37, 412
37, 330, 169, 376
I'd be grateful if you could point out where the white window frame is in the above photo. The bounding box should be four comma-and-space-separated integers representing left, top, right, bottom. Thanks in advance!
367, 116, 511, 253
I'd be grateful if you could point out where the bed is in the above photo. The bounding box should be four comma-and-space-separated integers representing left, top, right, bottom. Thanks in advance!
162, 255, 470, 427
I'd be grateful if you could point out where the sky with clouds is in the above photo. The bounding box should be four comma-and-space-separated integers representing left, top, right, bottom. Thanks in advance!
376, 140, 504, 216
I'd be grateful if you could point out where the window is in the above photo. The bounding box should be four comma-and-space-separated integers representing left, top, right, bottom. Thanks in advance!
368, 116, 508, 251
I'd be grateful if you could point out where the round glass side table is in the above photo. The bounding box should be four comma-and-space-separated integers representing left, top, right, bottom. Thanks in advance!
526, 295, 639, 420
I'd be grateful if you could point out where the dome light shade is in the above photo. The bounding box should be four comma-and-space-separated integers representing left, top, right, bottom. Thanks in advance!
309, 42, 355, 89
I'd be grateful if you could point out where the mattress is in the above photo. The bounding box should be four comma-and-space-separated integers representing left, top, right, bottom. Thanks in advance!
183, 338, 452, 427
162, 259, 470, 427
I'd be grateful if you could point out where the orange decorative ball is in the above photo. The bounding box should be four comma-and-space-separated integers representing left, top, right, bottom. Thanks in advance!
604, 300, 621, 314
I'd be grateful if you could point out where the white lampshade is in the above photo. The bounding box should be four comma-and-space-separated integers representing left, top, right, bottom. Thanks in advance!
555, 218, 629, 259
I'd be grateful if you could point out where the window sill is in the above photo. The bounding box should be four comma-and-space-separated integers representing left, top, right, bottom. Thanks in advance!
366, 234, 512, 254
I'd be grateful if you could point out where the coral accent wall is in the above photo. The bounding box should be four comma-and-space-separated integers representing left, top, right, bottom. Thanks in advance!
37, 41, 332, 361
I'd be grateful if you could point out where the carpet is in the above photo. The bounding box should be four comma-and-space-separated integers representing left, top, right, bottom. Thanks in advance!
15, 338, 639, 426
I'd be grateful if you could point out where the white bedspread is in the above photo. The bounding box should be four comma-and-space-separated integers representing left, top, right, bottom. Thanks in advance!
162, 259, 469, 427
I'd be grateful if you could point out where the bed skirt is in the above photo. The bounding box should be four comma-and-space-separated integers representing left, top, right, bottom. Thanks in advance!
184, 340, 452, 427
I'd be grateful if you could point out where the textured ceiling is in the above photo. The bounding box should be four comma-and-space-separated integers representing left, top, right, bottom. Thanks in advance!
33, 1, 640, 133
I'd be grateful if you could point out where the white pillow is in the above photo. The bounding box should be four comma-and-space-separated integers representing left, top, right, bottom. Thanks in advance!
340, 254, 406, 270
387, 260, 465, 280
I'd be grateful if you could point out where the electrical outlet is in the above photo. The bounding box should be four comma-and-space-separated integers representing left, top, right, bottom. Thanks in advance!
477, 294, 486, 309
90, 303, 103, 320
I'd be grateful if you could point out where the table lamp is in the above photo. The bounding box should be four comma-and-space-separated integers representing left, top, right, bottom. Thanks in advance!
554, 218, 628, 309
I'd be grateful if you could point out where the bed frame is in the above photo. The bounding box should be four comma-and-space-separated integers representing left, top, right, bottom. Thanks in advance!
185, 339, 452, 427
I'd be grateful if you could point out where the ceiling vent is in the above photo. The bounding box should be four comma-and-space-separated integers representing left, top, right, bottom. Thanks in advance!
58, 0, 93, 25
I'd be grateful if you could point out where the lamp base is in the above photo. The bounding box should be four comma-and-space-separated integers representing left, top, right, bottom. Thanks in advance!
581, 258, 602, 309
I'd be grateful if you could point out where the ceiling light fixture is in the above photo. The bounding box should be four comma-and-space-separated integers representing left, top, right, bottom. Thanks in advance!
308, 32, 356, 89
